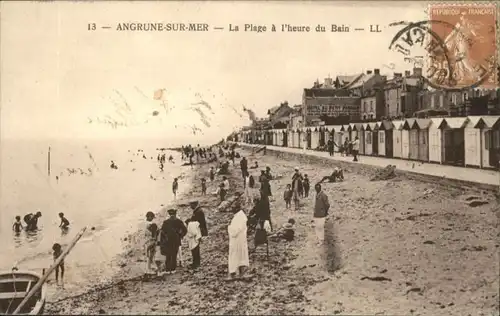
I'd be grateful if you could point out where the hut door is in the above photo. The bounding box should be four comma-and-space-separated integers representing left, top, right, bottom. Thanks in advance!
307, 131, 312, 149
488, 130, 500, 167
386, 131, 393, 157
283, 131, 287, 147
373, 131, 379, 155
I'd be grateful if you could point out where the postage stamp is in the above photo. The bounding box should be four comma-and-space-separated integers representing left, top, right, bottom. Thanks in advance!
428, 3, 498, 89
388, 3, 498, 90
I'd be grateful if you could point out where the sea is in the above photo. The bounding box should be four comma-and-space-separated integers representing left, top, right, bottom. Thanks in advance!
0, 138, 193, 294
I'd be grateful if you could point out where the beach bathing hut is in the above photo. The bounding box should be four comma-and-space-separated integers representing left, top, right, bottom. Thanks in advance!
428, 118, 445, 164
291, 129, 298, 148
464, 116, 483, 167
318, 126, 326, 148
339, 125, 348, 145
364, 123, 373, 156
347, 124, 355, 141
378, 120, 394, 157
358, 123, 367, 155
440, 117, 468, 166
479, 116, 500, 169
414, 118, 431, 162
401, 119, 415, 159
305, 128, 312, 149
391, 120, 404, 159
311, 127, 320, 149
287, 130, 293, 147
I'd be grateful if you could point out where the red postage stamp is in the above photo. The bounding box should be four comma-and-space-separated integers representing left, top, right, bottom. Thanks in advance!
428, 3, 498, 89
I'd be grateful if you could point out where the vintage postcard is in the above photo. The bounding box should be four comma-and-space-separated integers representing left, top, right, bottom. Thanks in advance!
0, 1, 499, 315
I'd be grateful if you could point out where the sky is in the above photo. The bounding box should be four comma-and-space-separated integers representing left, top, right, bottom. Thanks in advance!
0, 1, 432, 145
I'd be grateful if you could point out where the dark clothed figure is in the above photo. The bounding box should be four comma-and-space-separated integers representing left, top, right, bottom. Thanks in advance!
160, 212, 187, 273
240, 157, 248, 178
190, 202, 208, 237
259, 171, 272, 197
327, 139, 334, 156
303, 176, 310, 197
256, 193, 272, 231
319, 168, 344, 183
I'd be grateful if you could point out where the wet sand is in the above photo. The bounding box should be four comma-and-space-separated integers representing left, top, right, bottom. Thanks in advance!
45, 147, 499, 316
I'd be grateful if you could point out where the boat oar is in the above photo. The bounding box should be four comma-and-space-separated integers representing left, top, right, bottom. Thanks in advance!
12, 227, 87, 315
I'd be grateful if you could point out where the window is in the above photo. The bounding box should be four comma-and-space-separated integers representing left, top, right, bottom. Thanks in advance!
379, 132, 385, 143
370, 100, 374, 112
431, 95, 435, 108
452, 94, 457, 104
366, 132, 372, 144
421, 133, 426, 145
439, 95, 444, 108
463, 92, 468, 102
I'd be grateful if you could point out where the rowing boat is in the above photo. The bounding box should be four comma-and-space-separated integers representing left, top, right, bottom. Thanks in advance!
0, 270, 46, 315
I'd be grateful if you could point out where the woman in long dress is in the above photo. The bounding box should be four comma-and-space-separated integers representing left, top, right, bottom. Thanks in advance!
227, 208, 249, 279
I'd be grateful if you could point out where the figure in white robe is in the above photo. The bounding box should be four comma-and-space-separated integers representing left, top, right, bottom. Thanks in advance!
227, 210, 249, 277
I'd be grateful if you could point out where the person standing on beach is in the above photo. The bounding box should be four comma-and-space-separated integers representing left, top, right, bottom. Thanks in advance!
189, 201, 208, 237
327, 138, 335, 156
243, 171, 255, 205
52, 243, 65, 286
159, 209, 187, 275
172, 178, 179, 199
201, 178, 207, 195
227, 205, 249, 280
209, 166, 215, 182
283, 184, 293, 209
222, 176, 230, 192
240, 156, 248, 179
185, 218, 202, 269
313, 183, 330, 244
303, 174, 310, 198
259, 170, 272, 197
292, 168, 303, 210
144, 211, 159, 274
256, 189, 273, 230
351, 136, 360, 162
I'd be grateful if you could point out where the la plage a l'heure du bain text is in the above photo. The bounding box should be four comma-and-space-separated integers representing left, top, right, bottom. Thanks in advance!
103, 22, 383, 33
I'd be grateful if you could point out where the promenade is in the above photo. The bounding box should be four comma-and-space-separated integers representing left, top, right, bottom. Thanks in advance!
238, 143, 500, 188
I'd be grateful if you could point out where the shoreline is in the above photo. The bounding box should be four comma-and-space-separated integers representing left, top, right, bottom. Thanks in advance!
43, 162, 200, 314
45, 146, 499, 315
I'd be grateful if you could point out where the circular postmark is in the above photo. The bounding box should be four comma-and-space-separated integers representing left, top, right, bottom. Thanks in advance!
389, 19, 497, 91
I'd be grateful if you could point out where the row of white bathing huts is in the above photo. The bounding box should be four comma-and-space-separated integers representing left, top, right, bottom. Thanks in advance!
239, 116, 500, 169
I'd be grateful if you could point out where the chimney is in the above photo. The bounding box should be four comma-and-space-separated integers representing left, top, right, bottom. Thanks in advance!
413, 67, 423, 77
405, 70, 411, 77
374, 68, 380, 75
366, 70, 373, 75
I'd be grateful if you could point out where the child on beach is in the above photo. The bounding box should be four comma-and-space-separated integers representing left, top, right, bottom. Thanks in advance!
145, 211, 159, 274
201, 178, 207, 195
58, 212, 70, 229
283, 184, 293, 209
172, 178, 179, 199
303, 175, 310, 198
12, 216, 23, 233
52, 243, 65, 285
270, 219, 296, 242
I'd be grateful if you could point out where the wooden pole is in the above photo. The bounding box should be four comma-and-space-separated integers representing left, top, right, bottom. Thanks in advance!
12, 227, 87, 315
47, 146, 51, 177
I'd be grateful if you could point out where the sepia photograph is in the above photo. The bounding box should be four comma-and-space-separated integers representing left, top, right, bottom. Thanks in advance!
0, 1, 499, 315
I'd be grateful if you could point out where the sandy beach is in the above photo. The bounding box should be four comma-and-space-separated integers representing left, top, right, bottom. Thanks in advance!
44, 145, 499, 316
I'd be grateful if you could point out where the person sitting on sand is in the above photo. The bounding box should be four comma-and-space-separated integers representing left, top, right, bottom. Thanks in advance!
222, 176, 230, 191
227, 205, 249, 280
319, 167, 344, 183
249, 161, 258, 169
172, 178, 179, 199
58, 212, 70, 230
52, 243, 65, 285
269, 219, 296, 242
24, 211, 42, 231
145, 211, 159, 274
12, 216, 23, 233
